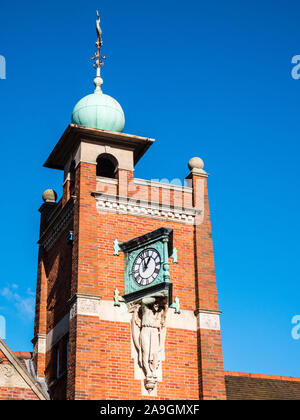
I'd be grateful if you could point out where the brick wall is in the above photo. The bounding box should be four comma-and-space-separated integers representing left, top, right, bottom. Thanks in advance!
0, 387, 39, 400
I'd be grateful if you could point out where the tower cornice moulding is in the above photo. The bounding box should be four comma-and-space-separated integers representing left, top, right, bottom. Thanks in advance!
93, 192, 201, 225
44, 124, 155, 170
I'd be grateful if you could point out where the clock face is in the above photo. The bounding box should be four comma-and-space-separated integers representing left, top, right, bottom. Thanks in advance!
132, 248, 161, 286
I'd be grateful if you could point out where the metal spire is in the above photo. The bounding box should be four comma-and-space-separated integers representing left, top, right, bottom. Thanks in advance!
91, 10, 106, 92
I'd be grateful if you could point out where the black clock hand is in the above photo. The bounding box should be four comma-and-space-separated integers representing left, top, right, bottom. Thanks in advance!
145, 257, 151, 269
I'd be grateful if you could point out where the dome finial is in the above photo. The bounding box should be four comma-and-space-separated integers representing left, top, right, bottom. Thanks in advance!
91, 10, 106, 93
71, 11, 125, 132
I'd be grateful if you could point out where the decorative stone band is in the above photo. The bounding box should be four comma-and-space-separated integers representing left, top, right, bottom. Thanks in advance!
40, 299, 221, 354
32, 334, 46, 357
93, 192, 201, 225
33, 315, 70, 355
38, 199, 74, 251
45, 314, 69, 353
97, 302, 221, 332
194, 308, 222, 331
69, 293, 102, 320
33, 295, 103, 356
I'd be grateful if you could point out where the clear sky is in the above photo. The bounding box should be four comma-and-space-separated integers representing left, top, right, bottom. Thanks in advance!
0, 0, 299, 377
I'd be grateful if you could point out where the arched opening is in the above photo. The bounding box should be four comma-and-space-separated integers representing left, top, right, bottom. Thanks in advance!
96, 154, 118, 178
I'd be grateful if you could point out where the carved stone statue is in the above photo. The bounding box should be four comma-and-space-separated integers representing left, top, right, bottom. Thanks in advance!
131, 296, 168, 393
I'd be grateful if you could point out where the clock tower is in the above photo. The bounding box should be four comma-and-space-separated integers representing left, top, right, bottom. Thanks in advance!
32, 12, 226, 400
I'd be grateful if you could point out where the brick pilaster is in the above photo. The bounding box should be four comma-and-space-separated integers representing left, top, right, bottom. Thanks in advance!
67, 161, 99, 399
191, 171, 226, 399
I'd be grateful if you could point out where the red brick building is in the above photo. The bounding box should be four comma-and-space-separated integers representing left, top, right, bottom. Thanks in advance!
0, 13, 299, 401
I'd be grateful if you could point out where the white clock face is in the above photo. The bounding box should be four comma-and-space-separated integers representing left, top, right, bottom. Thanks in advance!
132, 248, 161, 286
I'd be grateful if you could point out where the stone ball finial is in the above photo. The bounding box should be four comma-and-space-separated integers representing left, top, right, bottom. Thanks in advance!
188, 157, 204, 171
94, 76, 103, 91
42, 189, 57, 203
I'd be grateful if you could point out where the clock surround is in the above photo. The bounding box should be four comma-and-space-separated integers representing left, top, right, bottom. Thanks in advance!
120, 227, 173, 298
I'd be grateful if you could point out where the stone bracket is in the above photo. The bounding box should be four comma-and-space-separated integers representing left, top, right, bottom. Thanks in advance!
69, 293, 102, 320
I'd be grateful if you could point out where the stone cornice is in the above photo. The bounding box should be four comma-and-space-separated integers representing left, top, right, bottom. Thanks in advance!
44, 124, 155, 170
185, 168, 209, 179
93, 192, 201, 225
194, 308, 222, 316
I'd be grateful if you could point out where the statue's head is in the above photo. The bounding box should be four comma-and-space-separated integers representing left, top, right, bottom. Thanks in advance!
153, 303, 159, 312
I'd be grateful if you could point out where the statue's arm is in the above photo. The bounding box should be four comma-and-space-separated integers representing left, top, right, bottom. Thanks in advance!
131, 307, 141, 354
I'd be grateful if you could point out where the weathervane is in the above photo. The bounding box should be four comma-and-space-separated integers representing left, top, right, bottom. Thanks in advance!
91, 10, 106, 91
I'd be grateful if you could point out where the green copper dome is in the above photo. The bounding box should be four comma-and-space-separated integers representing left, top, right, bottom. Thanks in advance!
71, 77, 125, 133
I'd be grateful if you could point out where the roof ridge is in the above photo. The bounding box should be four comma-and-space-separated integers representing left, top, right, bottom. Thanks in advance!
225, 371, 300, 383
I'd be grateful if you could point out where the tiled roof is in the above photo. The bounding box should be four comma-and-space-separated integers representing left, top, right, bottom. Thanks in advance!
12, 351, 32, 359
225, 372, 300, 400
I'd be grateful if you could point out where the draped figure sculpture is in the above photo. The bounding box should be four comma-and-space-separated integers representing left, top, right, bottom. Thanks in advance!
131, 297, 168, 393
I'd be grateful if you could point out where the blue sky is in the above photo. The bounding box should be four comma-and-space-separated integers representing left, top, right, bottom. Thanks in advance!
0, 0, 300, 377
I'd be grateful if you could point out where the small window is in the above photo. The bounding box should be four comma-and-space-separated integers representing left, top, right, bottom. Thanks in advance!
96, 154, 118, 179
